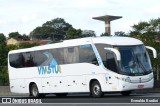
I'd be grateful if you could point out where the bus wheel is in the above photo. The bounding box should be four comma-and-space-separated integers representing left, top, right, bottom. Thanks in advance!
31, 84, 39, 98
91, 81, 103, 98
121, 91, 132, 96
55, 93, 68, 97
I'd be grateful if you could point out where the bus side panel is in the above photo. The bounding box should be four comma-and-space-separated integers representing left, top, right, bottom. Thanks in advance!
59, 63, 106, 93
41, 76, 68, 93
99, 72, 120, 92
41, 64, 88, 93
8, 67, 26, 94
10, 79, 26, 93
9, 67, 43, 94
40, 63, 103, 93
67, 75, 87, 93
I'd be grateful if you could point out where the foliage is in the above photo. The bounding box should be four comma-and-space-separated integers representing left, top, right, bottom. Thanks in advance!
0, 44, 17, 86
81, 30, 96, 37
9, 32, 21, 38
0, 66, 8, 86
66, 27, 82, 39
130, 18, 160, 39
66, 28, 96, 39
19, 43, 39, 49
0, 44, 8, 66
0, 33, 6, 44
8, 32, 30, 41
31, 18, 72, 41
115, 31, 127, 36
22, 34, 30, 41
100, 32, 110, 36
31, 18, 95, 41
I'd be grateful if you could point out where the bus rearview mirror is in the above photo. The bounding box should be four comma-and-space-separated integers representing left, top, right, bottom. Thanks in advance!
104, 48, 121, 61
145, 46, 157, 58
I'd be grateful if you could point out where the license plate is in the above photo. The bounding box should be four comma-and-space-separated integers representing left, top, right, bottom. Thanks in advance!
138, 85, 144, 88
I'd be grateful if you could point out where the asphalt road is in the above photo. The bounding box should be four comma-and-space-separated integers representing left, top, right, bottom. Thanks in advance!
1, 92, 160, 104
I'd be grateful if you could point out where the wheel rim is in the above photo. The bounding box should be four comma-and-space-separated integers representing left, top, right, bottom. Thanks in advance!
32, 85, 38, 97
93, 84, 100, 95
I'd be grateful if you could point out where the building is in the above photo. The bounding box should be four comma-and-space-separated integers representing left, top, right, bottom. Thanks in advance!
7, 38, 51, 46
6, 38, 23, 46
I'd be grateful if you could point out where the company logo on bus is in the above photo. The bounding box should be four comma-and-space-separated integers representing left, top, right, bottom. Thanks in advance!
38, 52, 61, 75
38, 65, 61, 75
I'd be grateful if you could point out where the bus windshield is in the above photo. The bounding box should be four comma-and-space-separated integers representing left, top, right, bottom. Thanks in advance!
95, 44, 152, 76
118, 45, 152, 75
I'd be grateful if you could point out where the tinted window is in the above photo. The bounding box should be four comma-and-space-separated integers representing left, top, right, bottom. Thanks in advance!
79, 45, 98, 65
49, 48, 64, 65
33, 50, 49, 66
95, 44, 112, 62
9, 53, 25, 68
95, 44, 118, 72
106, 52, 118, 72
9, 44, 97, 68
23, 52, 36, 67
64, 47, 79, 64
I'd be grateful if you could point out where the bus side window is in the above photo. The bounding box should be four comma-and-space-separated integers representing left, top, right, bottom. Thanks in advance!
64, 47, 79, 64
106, 52, 118, 72
9, 53, 25, 68
79, 45, 98, 65
49, 48, 64, 65
23, 52, 35, 67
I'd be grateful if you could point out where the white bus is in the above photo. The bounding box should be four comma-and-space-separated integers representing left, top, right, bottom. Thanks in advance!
8, 37, 157, 98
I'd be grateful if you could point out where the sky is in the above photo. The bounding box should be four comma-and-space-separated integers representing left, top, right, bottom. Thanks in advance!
0, 0, 160, 37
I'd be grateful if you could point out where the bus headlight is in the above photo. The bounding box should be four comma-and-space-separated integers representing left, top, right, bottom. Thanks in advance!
116, 76, 131, 83
125, 77, 131, 83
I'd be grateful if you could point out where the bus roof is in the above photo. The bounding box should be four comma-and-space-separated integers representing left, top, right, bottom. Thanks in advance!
92, 36, 143, 45
62, 36, 143, 45
9, 36, 143, 54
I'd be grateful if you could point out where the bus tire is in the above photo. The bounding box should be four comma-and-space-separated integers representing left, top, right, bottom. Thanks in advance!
91, 81, 103, 98
121, 91, 132, 96
30, 84, 40, 98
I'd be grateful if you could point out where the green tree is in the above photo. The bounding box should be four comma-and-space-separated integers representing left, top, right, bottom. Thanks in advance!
9, 32, 21, 38
30, 26, 43, 39
66, 27, 82, 39
81, 30, 96, 37
0, 33, 6, 44
100, 32, 110, 36
30, 18, 72, 41
130, 18, 160, 40
0, 66, 8, 86
0, 43, 10, 85
22, 34, 30, 41
0, 44, 8, 66
115, 31, 127, 36
19, 43, 39, 49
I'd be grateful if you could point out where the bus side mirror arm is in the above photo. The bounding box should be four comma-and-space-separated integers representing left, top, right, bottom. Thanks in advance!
145, 46, 157, 58
104, 48, 121, 61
